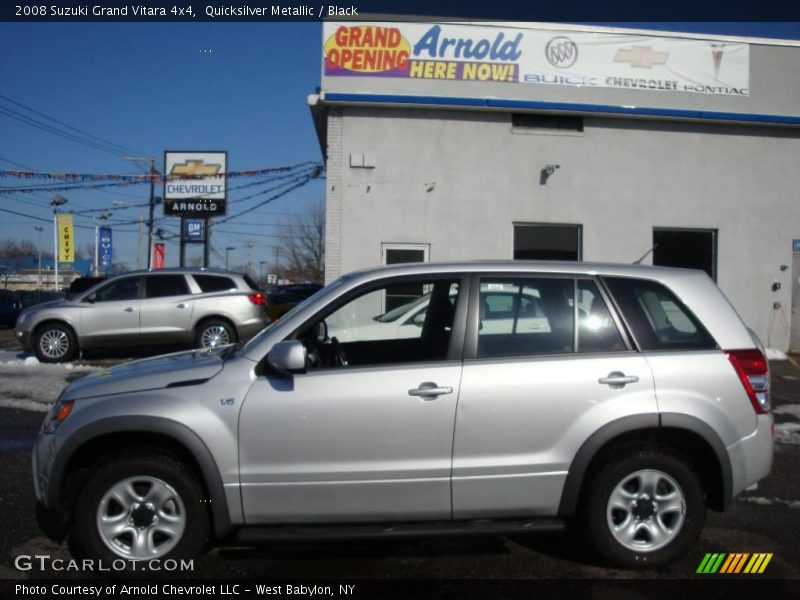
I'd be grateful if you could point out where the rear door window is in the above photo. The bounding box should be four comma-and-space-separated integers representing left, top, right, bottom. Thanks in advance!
602, 277, 717, 351
193, 275, 237, 293
578, 280, 627, 353
477, 279, 573, 358
144, 275, 190, 298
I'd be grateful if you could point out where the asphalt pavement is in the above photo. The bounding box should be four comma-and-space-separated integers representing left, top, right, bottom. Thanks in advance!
1, 326, 798, 585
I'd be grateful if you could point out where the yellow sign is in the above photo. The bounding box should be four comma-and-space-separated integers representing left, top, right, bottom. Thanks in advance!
57, 213, 74, 263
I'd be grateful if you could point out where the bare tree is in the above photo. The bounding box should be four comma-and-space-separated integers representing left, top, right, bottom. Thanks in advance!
280, 202, 325, 283
0, 239, 38, 258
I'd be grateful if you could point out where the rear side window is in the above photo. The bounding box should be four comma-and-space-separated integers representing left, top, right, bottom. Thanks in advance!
193, 275, 237, 293
603, 277, 717, 351
145, 275, 189, 298
478, 278, 574, 358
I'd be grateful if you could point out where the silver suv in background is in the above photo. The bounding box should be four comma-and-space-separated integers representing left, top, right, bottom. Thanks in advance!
16, 268, 267, 362
32, 262, 773, 568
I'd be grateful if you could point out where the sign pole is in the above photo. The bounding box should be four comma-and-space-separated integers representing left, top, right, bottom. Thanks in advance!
204, 217, 210, 268
179, 217, 186, 267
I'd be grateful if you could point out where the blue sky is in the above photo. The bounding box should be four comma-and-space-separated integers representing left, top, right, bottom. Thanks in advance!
1, 21, 799, 272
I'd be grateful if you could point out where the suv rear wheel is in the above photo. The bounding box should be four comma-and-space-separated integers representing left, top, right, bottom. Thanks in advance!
583, 447, 706, 569
72, 453, 209, 563
195, 319, 236, 350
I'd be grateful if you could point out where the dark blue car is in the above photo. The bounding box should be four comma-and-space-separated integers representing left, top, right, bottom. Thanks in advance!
0, 289, 21, 328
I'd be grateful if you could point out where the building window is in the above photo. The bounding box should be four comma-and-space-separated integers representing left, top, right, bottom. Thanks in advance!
512, 113, 584, 134
513, 224, 582, 261
381, 243, 430, 311
652, 228, 717, 281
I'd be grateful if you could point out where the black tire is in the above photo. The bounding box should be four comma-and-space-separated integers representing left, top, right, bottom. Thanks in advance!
194, 319, 237, 350
71, 452, 209, 564
34, 322, 77, 363
583, 447, 706, 569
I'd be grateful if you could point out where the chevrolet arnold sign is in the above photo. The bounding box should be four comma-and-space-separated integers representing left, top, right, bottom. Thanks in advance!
163, 151, 228, 217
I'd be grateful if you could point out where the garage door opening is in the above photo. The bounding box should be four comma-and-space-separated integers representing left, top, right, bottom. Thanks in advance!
513, 224, 582, 261
652, 228, 717, 280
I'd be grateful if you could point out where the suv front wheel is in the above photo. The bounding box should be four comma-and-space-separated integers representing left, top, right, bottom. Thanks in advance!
583, 447, 706, 569
34, 322, 77, 363
72, 452, 209, 563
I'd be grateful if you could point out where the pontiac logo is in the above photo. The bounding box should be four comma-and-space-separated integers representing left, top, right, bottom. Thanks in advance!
710, 43, 725, 80
545, 37, 578, 68
613, 46, 669, 69
170, 160, 222, 177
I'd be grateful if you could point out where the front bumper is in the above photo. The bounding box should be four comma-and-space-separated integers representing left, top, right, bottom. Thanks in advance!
15, 328, 32, 351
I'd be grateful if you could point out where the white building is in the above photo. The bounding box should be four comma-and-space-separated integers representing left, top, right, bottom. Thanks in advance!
310, 21, 800, 351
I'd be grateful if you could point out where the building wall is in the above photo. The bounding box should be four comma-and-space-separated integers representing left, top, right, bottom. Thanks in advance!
325, 105, 800, 350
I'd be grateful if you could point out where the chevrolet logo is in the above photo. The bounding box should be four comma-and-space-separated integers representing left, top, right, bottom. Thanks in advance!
613, 46, 669, 69
170, 160, 222, 177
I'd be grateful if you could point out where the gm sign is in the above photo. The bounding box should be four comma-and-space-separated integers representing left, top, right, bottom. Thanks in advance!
184, 219, 205, 241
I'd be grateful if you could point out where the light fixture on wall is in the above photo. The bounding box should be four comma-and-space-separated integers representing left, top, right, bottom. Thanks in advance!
540, 164, 561, 185
425, 182, 436, 193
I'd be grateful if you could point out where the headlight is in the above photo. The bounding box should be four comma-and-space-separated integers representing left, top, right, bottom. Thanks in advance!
42, 399, 74, 434
16, 311, 29, 326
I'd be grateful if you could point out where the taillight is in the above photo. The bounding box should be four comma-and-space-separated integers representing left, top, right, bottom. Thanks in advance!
727, 349, 770, 414
248, 292, 265, 305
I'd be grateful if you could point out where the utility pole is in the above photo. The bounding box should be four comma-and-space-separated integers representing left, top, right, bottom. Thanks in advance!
137, 211, 144, 270
124, 156, 157, 269
245, 240, 254, 277
51, 195, 68, 291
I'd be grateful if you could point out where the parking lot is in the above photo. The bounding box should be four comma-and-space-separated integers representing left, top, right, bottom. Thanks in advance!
1, 325, 798, 583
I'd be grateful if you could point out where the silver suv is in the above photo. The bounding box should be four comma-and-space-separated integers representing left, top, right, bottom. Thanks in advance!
32, 262, 773, 569
16, 268, 267, 362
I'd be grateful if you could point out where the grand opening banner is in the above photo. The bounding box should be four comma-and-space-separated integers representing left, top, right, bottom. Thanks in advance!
323, 22, 750, 97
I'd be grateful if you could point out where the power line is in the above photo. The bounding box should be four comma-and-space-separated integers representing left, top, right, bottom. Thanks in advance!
0, 107, 130, 158
0, 94, 143, 157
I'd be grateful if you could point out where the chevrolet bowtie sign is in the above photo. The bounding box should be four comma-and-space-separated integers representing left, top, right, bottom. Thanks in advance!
164, 151, 228, 217
613, 46, 670, 69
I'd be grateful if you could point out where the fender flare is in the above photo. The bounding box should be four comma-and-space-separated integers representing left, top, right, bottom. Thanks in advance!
48, 416, 233, 539
557, 413, 733, 516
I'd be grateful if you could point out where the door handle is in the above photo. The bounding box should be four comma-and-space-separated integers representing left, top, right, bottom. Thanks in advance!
177, 303, 188, 309
408, 382, 453, 400
124, 307, 136, 312
598, 371, 639, 388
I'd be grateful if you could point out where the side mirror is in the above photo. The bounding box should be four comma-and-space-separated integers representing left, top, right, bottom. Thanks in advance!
83, 293, 96, 304
412, 312, 426, 327
266, 340, 307, 375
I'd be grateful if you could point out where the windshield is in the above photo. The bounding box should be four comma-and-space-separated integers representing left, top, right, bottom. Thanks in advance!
240, 275, 351, 355
374, 292, 431, 322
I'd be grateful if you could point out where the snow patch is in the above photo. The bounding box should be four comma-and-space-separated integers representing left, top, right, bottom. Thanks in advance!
766, 348, 788, 360
740, 496, 800, 509
773, 405, 800, 420
741, 496, 773, 506
774, 422, 800, 445
0, 351, 96, 412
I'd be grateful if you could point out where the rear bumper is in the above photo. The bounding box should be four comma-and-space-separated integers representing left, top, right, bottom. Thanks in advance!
728, 413, 774, 498
237, 318, 267, 342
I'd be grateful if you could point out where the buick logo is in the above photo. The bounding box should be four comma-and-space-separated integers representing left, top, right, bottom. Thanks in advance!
545, 37, 578, 68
